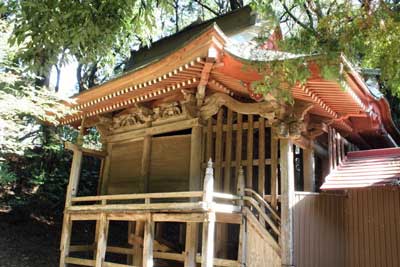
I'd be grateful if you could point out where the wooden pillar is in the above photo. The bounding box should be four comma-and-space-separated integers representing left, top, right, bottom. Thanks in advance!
60, 145, 83, 267
270, 128, 278, 209
303, 142, 315, 192
224, 109, 233, 193
246, 115, 254, 188
59, 214, 72, 267
95, 213, 109, 267
100, 143, 112, 195
185, 222, 198, 267
201, 212, 216, 267
65, 148, 83, 207
143, 215, 154, 267
201, 160, 215, 267
280, 138, 295, 267
185, 124, 202, 267
190, 124, 203, 193
133, 221, 145, 266
237, 167, 246, 266
142, 135, 152, 193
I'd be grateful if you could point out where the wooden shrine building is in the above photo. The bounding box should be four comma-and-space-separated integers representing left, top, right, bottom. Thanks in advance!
58, 6, 400, 267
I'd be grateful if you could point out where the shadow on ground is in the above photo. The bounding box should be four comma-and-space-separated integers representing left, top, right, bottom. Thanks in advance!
0, 210, 61, 267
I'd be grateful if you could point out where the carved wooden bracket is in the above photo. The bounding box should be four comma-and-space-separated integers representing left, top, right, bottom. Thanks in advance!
274, 100, 314, 139
111, 101, 190, 130
200, 93, 280, 121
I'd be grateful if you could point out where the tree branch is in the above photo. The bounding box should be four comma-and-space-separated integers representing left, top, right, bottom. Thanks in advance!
193, 0, 219, 16
279, 1, 318, 35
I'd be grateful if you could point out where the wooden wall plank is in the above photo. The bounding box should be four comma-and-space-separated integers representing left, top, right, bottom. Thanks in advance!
224, 109, 233, 193
270, 129, 278, 209
246, 115, 254, 188
235, 114, 243, 187
215, 110, 223, 191
258, 117, 265, 197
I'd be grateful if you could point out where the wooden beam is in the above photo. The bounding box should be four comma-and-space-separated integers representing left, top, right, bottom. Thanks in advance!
185, 124, 202, 267
235, 113, 243, 182
95, 213, 109, 267
100, 143, 112, 195
133, 221, 145, 266
270, 128, 278, 209
246, 115, 254, 188
258, 117, 265, 196
190, 125, 203, 193
224, 109, 233, 193
200, 93, 277, 120
185, 222, 198, 267
201, 212, 216, 267
215, 109, 223, 190
65, 147, 83, 207
143, 215, 154, 267
280, 138, 295, 266
141, 135, 152, 193
59, 215, 72, 267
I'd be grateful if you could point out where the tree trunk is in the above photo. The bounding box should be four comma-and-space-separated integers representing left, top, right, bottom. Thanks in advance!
55, 65, 61, 93
229, 0, 243, 10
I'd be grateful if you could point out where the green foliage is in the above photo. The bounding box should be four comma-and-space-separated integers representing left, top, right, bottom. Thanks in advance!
0, 162, 17, 185
251, 0, 400, 100
0, 19, 70, 157
4, 0, 174, 84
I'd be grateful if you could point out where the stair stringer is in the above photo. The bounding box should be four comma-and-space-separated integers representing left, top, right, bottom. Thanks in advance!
243, 207, 281, 267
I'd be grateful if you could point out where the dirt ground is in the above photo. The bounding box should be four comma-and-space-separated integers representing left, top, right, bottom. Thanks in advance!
0, 211, 61, 267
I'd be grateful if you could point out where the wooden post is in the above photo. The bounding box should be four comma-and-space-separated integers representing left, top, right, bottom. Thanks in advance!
142, 135, 152, 193
60, 145, 83, 267
203, 159, 214, 204
303, 142, 315, 192
190, 124, 203, 194
133, 221, 145, 266
59, 214, 72, 267
235, 114, 243, 183
246, 115, 254, 188
143, 215, 154, 267
201, 160, 215, 267
258, 117, 265, 196
100, 143, 112, 195
95, 213, 109, 267
65, 147, 83, 207
237, 166, 247, 266
185, 124, 202, 267
224, 109, 233, 193
270, 128, 278, 209
237, 217, 247, 267
185, 222, 198, 267
280, 138, 295, 267
237, 167, 245, 207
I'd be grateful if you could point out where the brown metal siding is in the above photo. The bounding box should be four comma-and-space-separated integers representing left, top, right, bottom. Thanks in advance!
294, 192, 346, 267
294, 188, 400, 267
345, 188, 400, 267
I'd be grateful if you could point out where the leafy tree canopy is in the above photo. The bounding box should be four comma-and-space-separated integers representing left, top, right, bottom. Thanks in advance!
251, 0, 400, 100
0, 18, 69, 158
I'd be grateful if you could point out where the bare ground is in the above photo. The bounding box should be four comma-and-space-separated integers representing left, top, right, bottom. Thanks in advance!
0, 210, 61, 267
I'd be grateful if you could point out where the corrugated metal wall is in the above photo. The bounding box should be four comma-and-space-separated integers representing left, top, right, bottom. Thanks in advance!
294, 188, 400, 267
294, 192, 346, 267
344, 188, 400, 267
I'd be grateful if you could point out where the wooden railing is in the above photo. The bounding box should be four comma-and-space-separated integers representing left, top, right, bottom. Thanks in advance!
61, 161, 280, 267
